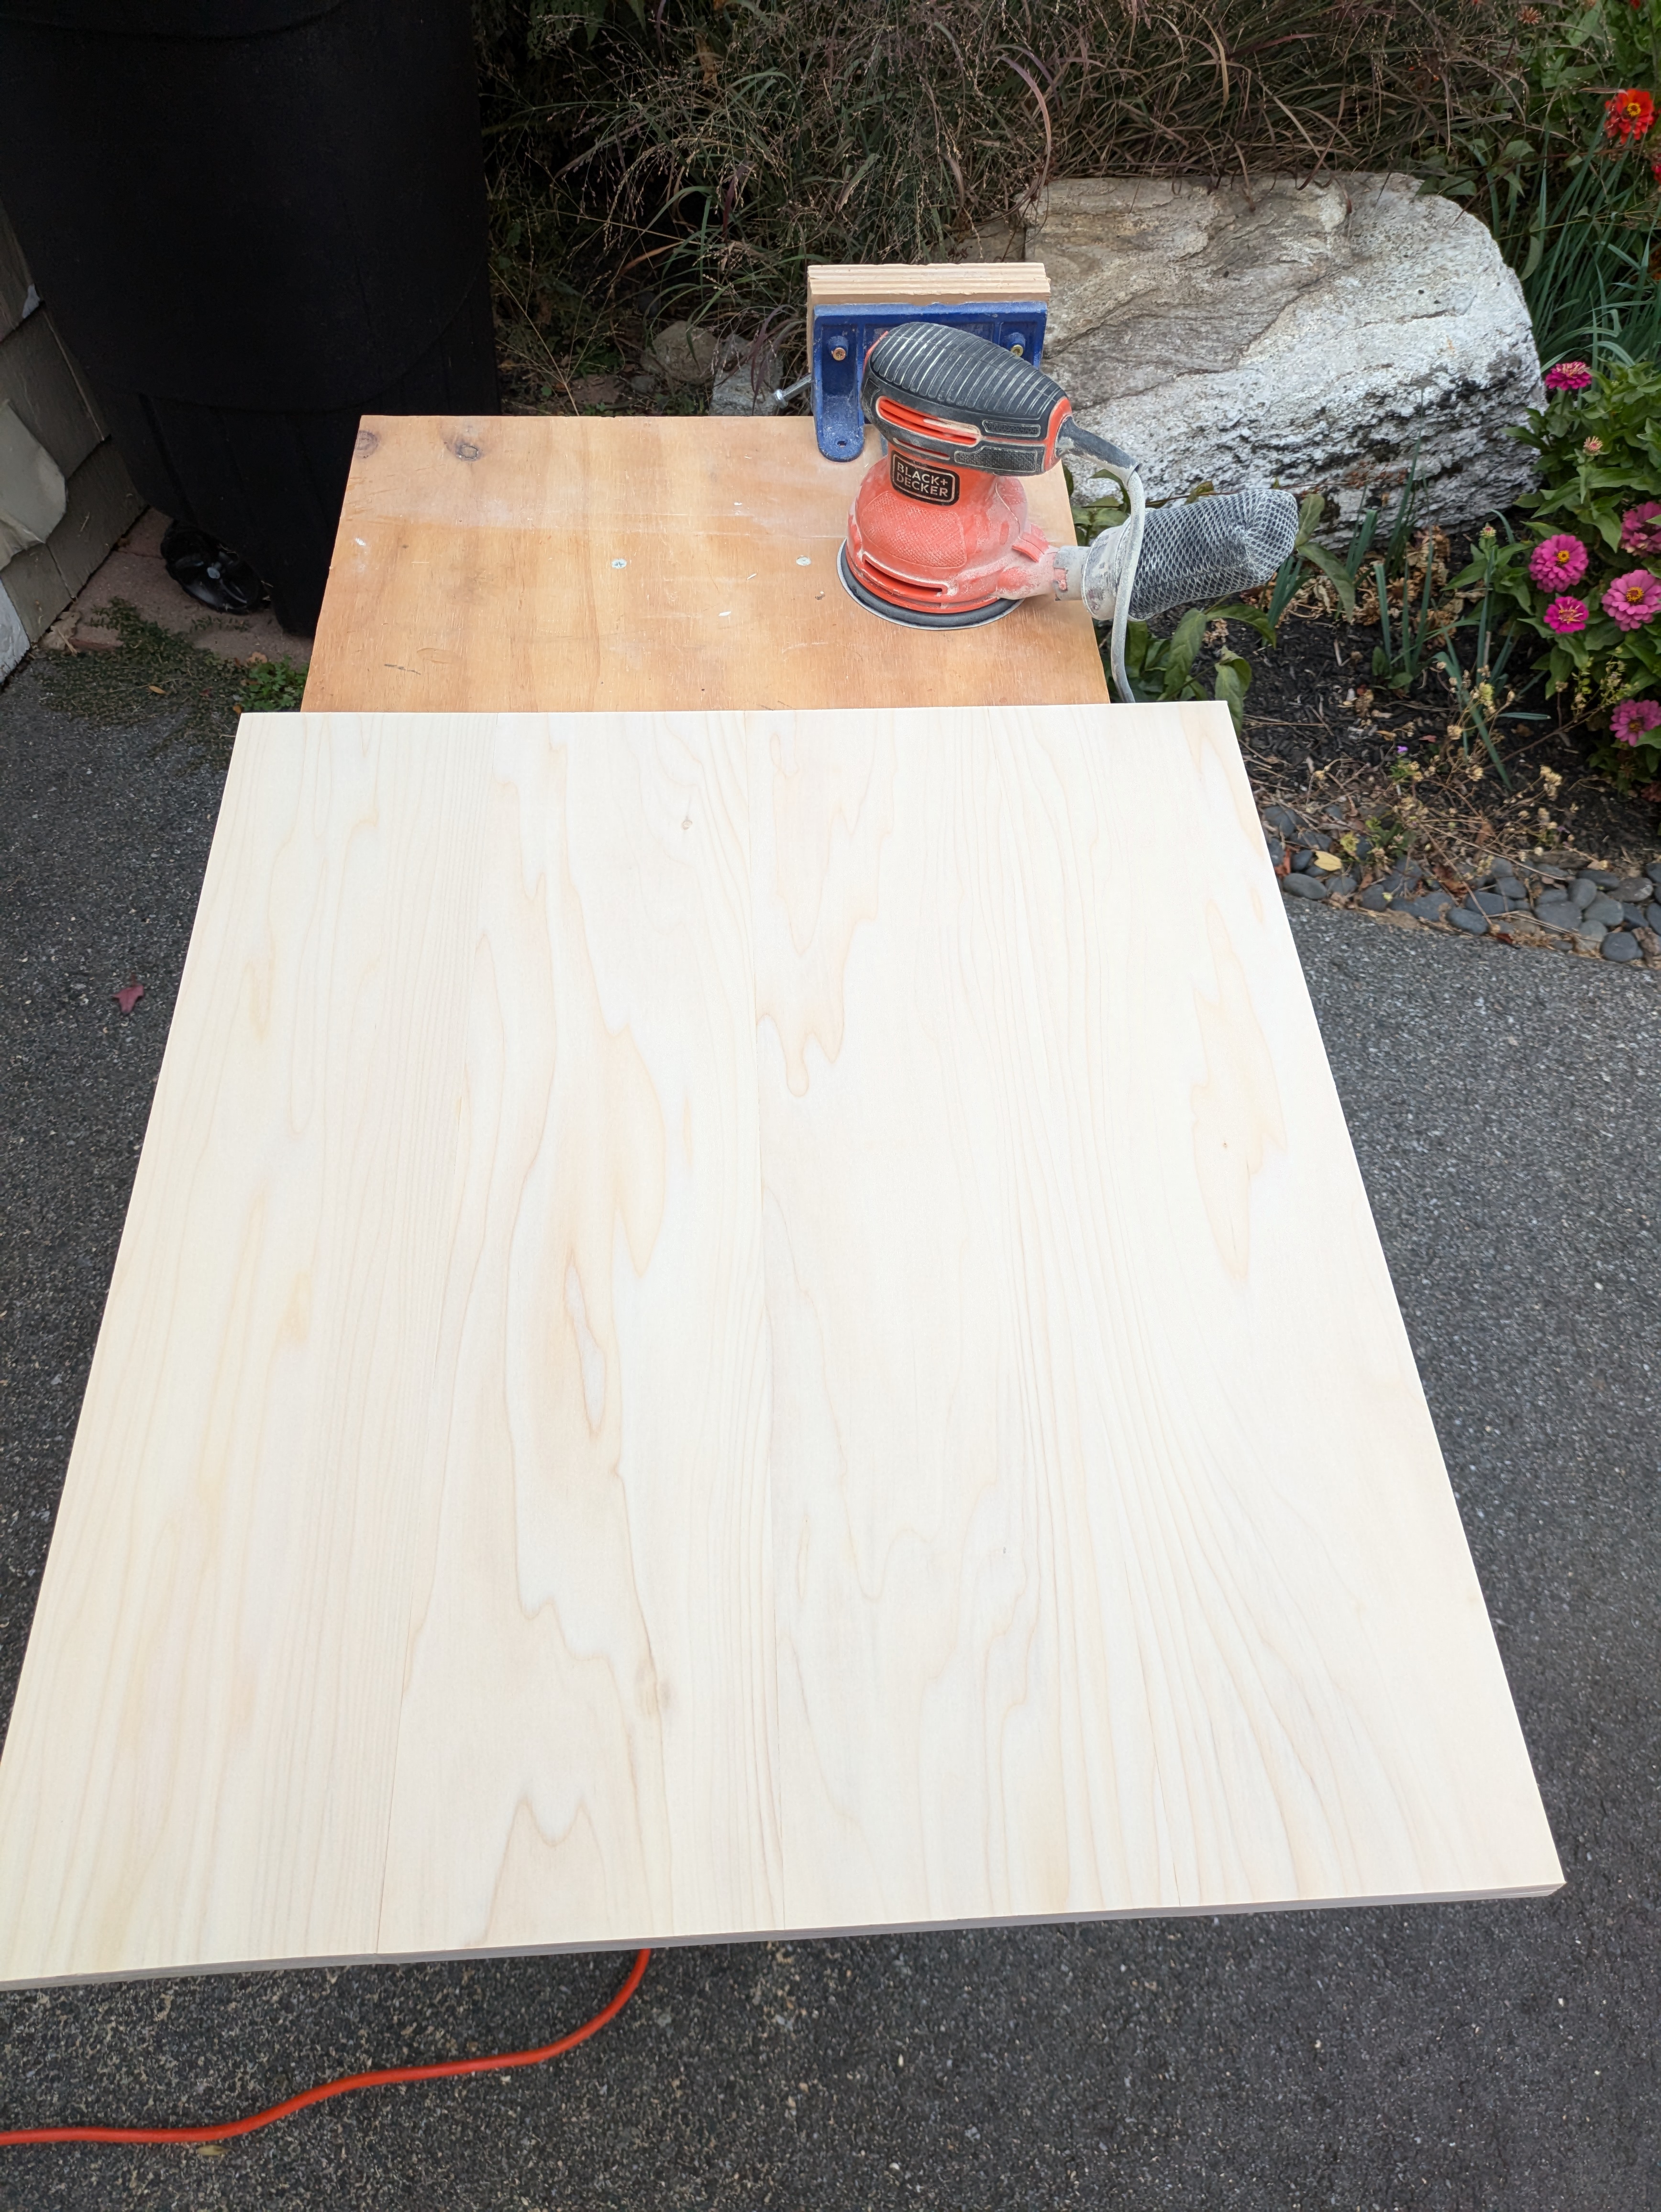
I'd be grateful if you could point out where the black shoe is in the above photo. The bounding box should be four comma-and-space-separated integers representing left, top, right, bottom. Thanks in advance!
161, 520, 269, 615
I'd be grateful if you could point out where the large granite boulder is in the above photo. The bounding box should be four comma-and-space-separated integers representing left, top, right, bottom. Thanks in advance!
1019, 174, 1542, 527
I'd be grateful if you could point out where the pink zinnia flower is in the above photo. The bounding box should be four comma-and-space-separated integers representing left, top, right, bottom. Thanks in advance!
1528, 532, 1589, 586
1620, 500, 1661, 554
1604, 568, 1661, 630
1544, 360, 1594, 392
1544, 595, 1589, 633
1612, 698, 1661, 745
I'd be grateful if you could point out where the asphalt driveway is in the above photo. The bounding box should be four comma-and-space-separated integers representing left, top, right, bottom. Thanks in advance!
1, 660, 1656, 2211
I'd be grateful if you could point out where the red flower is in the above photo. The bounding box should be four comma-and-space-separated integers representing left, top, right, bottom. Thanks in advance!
1607, 87, 1656, 143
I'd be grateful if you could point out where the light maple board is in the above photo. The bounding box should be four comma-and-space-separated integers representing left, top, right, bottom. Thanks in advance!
301, 416, 1106, 715
0, 704, 1560, 1986
805, 263, 1050, 306
804, 260, 1051, 352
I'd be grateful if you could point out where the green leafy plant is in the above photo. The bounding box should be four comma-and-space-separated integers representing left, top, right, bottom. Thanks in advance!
1471, 358, 1661, 787
1120, 607, 1255, 728
1372, 547, 1441, 692
1069, 476, 1271, 728
1259, 533, 1310, 638
1358, 811, 1412, 864
1259, 492, 1355, 629
1421, 0, 1661, 366
1068, 470, 1129, 546
1433, 518, 1546, 785
1455, 517, 1523, 694
1066, 472, 1220, 544
1436, 647, 1513, 785
1602, 0, 1661, 86
1516, 142, 1661, 369
1268, 472, 1423, 632
1325, 504, 1381, 620
236, 656, 307, 713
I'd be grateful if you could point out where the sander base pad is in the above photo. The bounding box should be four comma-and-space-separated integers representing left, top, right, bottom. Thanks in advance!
837, 545, 1021, 630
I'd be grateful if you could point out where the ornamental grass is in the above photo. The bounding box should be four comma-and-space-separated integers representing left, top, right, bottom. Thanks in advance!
475, 0, 1529, 364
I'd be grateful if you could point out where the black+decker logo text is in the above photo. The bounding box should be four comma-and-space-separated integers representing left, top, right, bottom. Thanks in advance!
890, 455, 959, 505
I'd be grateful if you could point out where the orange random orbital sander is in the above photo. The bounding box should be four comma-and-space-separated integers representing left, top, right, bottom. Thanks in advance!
840, 321, 1137, 629
838, 321, 1298, 701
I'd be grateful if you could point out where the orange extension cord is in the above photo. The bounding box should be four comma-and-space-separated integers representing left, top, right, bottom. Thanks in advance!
0, 1947, 651, 2148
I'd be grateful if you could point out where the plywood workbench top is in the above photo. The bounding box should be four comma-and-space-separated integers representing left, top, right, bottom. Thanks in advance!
302, 414, 1107, 714
0, 700, 1559, 1987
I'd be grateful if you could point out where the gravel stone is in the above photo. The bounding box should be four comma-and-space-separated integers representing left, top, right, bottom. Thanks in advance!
1572, 878, 1600, 909
1471, 889, 1507, 916
1293, 846, 1320, 872
1327, 873, 1358, 896
1283, 872, 1330, 899
1584, 896, 1626, 929
1575, 921, 1608, 947
1447, 905, 1489, 935
1265, 836, 1285, 868
1623, 903, 1650, 929
1614, 877, 1652, 903
1408, 892, 1452, 921
1602, 930, 1642, 962
1262, 805, 1296, 834
1585, 868, 1621, 889
1359, 885, 1395, 911
1647, 858, 1661, 884
1495, 877, 1528, 902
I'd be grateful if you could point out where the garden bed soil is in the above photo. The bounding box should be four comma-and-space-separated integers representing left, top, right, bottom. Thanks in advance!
1235, 595, 1661, 898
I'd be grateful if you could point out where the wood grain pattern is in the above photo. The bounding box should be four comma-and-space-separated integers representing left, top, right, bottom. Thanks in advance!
0, 704, 1561, 1986
750, 712, 1557, 1928
804, 263, 1051, 306
301, 418, 1105, 716
374, 715, 780, 1958
804, 260, 1052, 353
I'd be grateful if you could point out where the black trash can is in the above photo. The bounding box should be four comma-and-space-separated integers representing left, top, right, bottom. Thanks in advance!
0, 0, 499, 633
